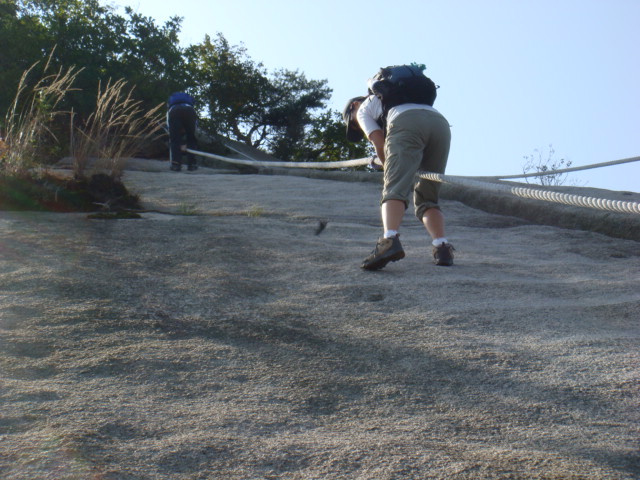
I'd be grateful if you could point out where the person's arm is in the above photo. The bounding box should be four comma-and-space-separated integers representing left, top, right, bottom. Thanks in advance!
357, 96, 386, 163
367, 129, 385, 163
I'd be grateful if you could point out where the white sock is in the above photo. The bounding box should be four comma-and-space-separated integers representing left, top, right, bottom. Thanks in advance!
432, 237, 448, 246
384, 230, 399, 239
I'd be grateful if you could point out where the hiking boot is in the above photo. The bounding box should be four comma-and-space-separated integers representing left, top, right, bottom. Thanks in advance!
170, 162, 182, 172
432, 242, 455, 266
361, 235, 405, 270
187, 163, 198, 171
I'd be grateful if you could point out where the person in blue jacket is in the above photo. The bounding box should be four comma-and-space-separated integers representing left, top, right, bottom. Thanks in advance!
167, 92, 198, 171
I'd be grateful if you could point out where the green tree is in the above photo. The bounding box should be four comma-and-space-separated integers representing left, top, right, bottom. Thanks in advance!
186, 33, 332, 160
3, 0, 187, 116
265, 69, 332, 160
116, 7, 189, 105
0, 2, 358, 166
291, 110, 373, 163
13, 0, 128, 114
0, 1, 48, 121
185, 34, 272, 147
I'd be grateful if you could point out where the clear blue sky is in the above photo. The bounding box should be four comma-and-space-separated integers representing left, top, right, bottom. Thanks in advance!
112, 0, 639, 193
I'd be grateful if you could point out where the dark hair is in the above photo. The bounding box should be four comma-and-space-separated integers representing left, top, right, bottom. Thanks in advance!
342, 96, 367, 142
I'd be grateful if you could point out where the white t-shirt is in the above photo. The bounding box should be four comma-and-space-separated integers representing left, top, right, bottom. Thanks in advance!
356, 95, 440, 137
356, 96, 383, 137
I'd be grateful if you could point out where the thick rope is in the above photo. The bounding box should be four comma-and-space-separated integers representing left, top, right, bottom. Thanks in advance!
418, 172, 640, 215
187, 148, 372, 169
187, 146, 639, 215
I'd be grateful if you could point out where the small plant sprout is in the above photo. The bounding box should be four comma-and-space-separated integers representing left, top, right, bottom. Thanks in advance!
522, 145, 573, 186
247, 205, 264, 217
178, 203, 199, 216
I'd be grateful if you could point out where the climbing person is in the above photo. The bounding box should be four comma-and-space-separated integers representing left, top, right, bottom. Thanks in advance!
167, 91, 198, 171
343, 64, 454, 270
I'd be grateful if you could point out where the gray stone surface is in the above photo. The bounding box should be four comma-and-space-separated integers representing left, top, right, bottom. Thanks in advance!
1, 160, 638, 479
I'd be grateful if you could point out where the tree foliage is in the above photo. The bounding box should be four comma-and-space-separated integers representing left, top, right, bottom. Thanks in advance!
265, 69, 333, 160
1, 0, 185, 117
185, 34, 338, 161
1, 1, 363, 165
185, 34, 273, 147
292, 110, 373, 163
0, 1, 49, 119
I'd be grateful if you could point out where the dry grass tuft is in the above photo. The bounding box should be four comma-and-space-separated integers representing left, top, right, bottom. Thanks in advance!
1, 54, 79, 176
0, 53, 156, 213
72, 79, 164, 179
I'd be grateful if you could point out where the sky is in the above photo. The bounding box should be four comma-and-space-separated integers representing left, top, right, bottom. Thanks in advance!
111, 0, 640, 193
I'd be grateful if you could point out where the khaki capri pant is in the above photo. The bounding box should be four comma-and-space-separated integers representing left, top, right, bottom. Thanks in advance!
381, 108, 451, 220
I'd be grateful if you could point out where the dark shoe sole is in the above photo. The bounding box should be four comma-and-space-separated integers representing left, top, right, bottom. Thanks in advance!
433, 243, 455, 266
434, 258, 453, 266
362, 249, 405, 271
